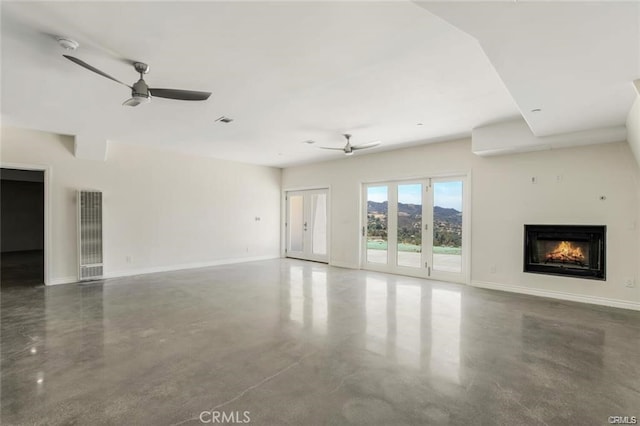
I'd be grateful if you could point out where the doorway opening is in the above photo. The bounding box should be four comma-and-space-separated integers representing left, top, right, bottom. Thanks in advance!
285, 188, 329, 263
1, 168, 45, 288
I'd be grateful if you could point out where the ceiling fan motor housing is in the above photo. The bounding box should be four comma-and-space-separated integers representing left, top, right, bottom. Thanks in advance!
343, 134, 353, 154
132, 79, 151, 100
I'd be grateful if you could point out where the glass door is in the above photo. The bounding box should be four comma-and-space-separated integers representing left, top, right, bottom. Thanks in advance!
396, 183, 425, 270
429, 178, 464, 282
287, 193, 305, 258
362, 177, 466, 283
286, 189, 328, 263
363, 180, 428, 277
365, 185, 389, 265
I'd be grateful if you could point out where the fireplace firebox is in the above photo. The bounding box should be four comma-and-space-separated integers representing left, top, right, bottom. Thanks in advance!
523, 225, 606, 280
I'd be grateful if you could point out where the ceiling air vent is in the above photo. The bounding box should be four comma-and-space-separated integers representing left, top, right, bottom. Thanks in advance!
215, 116, 234, 123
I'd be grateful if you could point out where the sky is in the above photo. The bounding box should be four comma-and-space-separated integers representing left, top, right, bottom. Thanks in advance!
367, 181, 462, 211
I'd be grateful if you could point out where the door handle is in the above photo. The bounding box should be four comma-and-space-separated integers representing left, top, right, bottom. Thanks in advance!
304, 222, 308, 231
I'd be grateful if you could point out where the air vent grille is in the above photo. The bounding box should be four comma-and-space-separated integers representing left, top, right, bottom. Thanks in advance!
80, 265, 103, 280
215, 116, 234, 123
78, 190, 103, 280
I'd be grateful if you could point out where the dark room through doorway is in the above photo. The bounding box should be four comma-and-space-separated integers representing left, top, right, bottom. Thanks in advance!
1, 168, 45, 287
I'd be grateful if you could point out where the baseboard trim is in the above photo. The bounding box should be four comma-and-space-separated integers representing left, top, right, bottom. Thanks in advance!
104, 255, 280, 279
48, 276, 77, 286
329, 261, 359, 269
46, 255, 279, 286
471, 280, 640, 311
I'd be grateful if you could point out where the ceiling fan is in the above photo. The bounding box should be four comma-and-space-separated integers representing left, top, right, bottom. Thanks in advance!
63, 55, 211, 107
318, 134, 381, 156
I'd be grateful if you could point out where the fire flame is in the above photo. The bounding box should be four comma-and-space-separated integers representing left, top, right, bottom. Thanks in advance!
545, 241, 585, 263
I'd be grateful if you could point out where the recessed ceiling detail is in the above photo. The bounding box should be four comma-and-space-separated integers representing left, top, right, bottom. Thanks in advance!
419, 1, 639, 138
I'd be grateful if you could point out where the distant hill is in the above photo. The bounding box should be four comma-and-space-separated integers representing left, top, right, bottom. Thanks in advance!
367, 201, 461, 247
367, 200, 388, 214
367, 201, 460, 222
433, 206, 462, 225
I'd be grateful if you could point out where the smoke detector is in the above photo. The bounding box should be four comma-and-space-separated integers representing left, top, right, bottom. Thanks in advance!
56, 37, 79, 51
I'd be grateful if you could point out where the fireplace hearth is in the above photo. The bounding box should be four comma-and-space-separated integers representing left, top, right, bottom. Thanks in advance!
523, 225, 606, 280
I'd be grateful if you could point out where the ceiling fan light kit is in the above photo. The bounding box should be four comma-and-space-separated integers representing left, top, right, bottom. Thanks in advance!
122, 94, 150, 107
123, 68, 152, 107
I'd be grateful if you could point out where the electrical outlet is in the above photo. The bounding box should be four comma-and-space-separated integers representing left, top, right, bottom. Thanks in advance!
624, 278, 635, 288
531, 176, 537, 184
126, 255, 132, 264
490, 264, 497, 274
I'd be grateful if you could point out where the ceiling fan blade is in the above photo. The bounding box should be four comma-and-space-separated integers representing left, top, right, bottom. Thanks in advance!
351, 141, 381, 150
63, 55, 130, 88
318, 146, 346, 151
149, 88, 211, 101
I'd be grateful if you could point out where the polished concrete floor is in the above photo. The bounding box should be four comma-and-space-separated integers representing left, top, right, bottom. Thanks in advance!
1, 250, 44, 288
1, 259, 639, 425
367, 250, 462, 272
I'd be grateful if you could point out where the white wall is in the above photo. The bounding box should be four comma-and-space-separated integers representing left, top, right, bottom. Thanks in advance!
627, 95, 640, 302
283, 139, 473, 269
472, 142, 639, 308
283, 139, 640, 309
628, 96, 640, 167
0, 126, 282, 284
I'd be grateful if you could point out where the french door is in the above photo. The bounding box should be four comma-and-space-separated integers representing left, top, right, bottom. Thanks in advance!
286, 189, 329, 263
362, 178, 465, 283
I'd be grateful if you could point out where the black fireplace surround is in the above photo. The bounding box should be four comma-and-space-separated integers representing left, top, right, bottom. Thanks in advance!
523, 225, 606, 280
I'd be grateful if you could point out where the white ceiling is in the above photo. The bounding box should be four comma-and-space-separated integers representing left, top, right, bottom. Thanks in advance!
418, 1, 640, 138
1, 1, 638, 167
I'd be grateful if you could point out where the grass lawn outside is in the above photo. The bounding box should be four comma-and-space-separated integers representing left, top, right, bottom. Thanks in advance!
366, 240, 461, 255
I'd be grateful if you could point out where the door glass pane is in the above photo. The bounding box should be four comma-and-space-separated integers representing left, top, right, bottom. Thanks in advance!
288, 195, 304, 252
397, 184, 422, 268
367, 186, 388, 264
311, 193, 327, 255
432, 181, 463, 272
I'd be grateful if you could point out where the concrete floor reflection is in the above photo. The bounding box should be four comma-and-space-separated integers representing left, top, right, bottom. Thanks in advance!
286, 269, 463, 378
1, 259, 639, 425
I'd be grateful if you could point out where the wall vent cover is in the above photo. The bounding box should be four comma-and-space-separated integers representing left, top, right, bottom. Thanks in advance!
78, 190, 103, 281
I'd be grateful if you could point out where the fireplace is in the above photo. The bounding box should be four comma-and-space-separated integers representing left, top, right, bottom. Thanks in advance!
523, 225, 606, 280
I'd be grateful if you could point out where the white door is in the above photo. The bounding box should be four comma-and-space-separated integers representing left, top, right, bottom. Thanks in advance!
286, 189, 329, 263
362, 178, 465, 283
